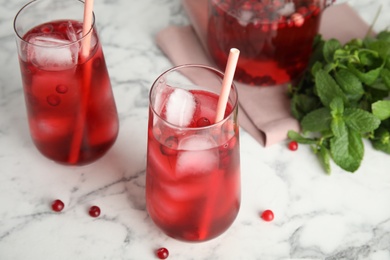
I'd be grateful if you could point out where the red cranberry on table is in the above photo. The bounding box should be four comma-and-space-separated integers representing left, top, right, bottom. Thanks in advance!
51, 199, 65, 212
156, 247, 169, 259
288, 141, 298, 151
261, 209, 274, 222
88, 205, 101, 218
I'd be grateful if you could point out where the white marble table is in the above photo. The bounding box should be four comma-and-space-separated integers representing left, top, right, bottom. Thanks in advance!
1, 0, 390, 259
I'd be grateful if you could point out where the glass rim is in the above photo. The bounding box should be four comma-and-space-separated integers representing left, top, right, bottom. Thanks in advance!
13, 0, 96, 48
149, 63, 239, 131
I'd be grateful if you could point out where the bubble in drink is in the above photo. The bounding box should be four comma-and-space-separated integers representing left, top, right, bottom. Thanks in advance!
56, 84, 68, 94
176, 135, 219, 177
27, 34, 78, 70
166, 88, 196, 127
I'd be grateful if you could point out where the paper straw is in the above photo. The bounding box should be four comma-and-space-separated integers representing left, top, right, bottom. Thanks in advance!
198, 48, 240, 240
68, 0, 94, 164
81, 0, 94, 59
215, 48, 240, 122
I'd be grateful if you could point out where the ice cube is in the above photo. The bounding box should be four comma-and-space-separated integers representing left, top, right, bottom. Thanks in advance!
277, 2, 295, 17
166, 88, 196, 127
27, 34, 78, 70
65, 21, 78, 42
238, 10, 254, 26
176, 135, 219, 177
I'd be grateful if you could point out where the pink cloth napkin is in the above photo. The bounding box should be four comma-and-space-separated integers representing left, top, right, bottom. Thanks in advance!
156, 0, 370, 146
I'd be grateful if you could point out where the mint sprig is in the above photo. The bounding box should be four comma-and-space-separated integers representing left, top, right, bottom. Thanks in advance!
289, 32, 390, 174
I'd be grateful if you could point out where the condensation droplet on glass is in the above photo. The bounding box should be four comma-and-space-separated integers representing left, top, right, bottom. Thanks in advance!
46, 94, 61, 106
56, 84, 68, 94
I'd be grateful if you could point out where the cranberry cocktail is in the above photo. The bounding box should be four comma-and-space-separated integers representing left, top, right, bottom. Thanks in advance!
14, 0, 119, 165
146, 65, 241, 242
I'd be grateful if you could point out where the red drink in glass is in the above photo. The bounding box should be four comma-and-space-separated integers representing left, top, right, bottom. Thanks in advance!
14, 0, 119, 165
146, 65, 241, 242
207, 0, 324, 86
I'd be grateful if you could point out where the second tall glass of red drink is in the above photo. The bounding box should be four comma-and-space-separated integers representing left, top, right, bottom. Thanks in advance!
13, 0, 119, 165
146, 64, 241, 242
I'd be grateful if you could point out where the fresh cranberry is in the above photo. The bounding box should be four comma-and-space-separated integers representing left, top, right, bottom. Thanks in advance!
308, 5, 320, 16
160, 136, 178, 156
51, 199, 65, 212
297, 6, 309, 16
89, 205, 101, 218
291, 13, 304, 27
156, 247, 169, 259
261, 19, 270, 32
261, 209, 274, 222
288, 141, 298, 151
196, 117, 211, 127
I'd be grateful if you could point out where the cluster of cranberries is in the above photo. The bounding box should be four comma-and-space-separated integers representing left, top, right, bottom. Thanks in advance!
51, 199, 101, 218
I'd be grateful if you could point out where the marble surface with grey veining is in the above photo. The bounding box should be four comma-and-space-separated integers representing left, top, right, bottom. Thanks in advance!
1, 0, 390, 259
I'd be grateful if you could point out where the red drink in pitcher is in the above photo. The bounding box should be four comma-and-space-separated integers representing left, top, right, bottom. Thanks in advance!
18, 20, 119, 165
146, 86, 240, 242
207, 0, 323, 86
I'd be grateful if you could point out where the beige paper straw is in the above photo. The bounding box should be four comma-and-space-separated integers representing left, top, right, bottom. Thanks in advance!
215, 48, 240, 122
199, 48, 240, 240
81, 0, 94, 59
68, 0, 94, 164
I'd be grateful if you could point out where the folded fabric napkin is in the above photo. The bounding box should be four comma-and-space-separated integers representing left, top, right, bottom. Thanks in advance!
156, 0, 370, 146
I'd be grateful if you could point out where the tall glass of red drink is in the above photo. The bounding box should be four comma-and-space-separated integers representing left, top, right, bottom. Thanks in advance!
207, 0, 328, 86
146, 64, 241, 242
13, 0, 119, 165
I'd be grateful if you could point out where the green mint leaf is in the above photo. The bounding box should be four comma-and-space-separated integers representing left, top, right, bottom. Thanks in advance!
379, 68, 390, 90
301, 107, 331, 133
287, 130, 317, 144
331, 115, 346, 138
366, 39, 390, 60
358, 49, 379, 67
333, 47, 359, 65
318, 145, 331, 174
308, 35, 325, 68
311, 61, 323, 76
376, 31, 390, 42
314, 69, 346, 107
330, 97, 344, 117
347, 57, 384, 85
372, 100, 390, 120
290, 93, 321, 120
343, 108, 381, 133
330, 97, 346, 137
323, 39, 341, 63
334, 69, 364, 102
346, 39, 363, 49
330, 128, 364, 172
372, 126, 390, 154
